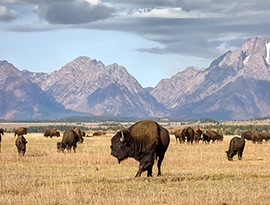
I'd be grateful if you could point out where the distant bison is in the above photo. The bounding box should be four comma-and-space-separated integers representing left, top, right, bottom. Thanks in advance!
110, 120, 170, 177
203, 130, 219, 143
15, 135, 28, 156
57, 128, 84, 153
182, 127, 195, 144
217, 133, 224, 141
226, 136, 245, 161
193, 127, 202, 143
93, 131, 106, 136
74, 128, 84, 144
174, 129, 185, 143
81, 131, 86, 137
14, 127, 27, 137
258, 132, 270, 142
0, 128, 4, 151
241, 130, 261, 143
44, 128, 60, 138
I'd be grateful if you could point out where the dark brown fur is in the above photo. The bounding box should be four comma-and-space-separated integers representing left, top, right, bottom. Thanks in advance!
15, 135, 28, 156
241, 130, 261, 143
203, 130, 219, 143
44, 128, 60, 138
57, 129, 82, 153
182, 127, 195, 144
14, 127, 27, 137
226, 136, 245, 161
174, 129, 185, 143
110, 120, 170, 177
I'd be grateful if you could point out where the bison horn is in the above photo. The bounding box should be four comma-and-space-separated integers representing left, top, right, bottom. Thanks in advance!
120, 131, 125, 142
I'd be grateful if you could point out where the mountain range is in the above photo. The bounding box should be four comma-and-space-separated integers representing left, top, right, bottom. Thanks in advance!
1, 36, 270, 121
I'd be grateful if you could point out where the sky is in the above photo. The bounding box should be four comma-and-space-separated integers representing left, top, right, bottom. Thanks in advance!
1, 0, 270, 87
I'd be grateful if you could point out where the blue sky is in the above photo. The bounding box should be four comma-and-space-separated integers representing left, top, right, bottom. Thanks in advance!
1, 0, 270, 87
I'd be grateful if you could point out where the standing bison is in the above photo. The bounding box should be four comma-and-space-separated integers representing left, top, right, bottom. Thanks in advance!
241, 130, 261, 143
0, 128, 4, 151
258, 132, 270, 142
15, 135, 28, 156
193, 127, 202, 143
44, 128, 60, 138
175, 129, 185, 143
14, 127, 27, 137
203, 130, 219, 143
182, 127, 195, 144
226, 136, 245, 161
74, 128, 84, 144
57, 128, 84, 153
110, 120, 170, 177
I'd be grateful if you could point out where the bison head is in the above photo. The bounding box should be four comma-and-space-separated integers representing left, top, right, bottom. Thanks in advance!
110, 129, 132, 163
225, 151, 234, 161
17, 136, 28, 156
57, 142, 65, 153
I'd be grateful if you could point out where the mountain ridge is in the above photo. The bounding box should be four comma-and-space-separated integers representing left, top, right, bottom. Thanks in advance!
1, 36, 270, 120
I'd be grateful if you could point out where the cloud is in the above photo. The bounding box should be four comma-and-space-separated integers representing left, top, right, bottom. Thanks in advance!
2, 0, 270, 61
34, 0, 116, 24
0, 5, 19, 22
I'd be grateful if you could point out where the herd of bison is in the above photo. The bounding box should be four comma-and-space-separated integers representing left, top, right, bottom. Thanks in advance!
1, 119, 270, 177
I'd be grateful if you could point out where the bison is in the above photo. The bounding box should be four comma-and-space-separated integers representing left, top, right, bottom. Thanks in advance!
182, 127, 195, 144
15, 135, 28, 156
57, 128, 84, 153
258, 132, 270, 142
110, 120, 170, 177
174, 129, 185, 143
226, 136, 245, 161
74, 128, 84, 144
241, 130, 261, 143
193, 127, 202, 143
44, 128, 60, 138
0, 128, 4, 151
14, 127, 27, 137
93, 131, 106, 136
202, 130, 219, 143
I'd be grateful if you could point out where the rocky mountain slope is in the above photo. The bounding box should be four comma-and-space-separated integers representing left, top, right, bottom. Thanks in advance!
23, 56, 164, 118
0, 61, 75, 120
151, 36, 270, 120
2, 36, 270, 121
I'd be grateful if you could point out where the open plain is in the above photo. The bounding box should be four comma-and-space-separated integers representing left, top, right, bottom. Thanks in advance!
1, 131, 270, 204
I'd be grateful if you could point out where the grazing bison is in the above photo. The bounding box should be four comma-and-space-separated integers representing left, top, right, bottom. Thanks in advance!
258, 132, 270, 142
74, 128, 84, 144
0, 128, 4, 151
110, 120, 170, 177
182, 127, 195, 144
226, 136, 245, 161
241, 130, 261, 143
14, 127, 27, 137
57, 129, 83, 153
44, 128, 60, 138
217, 133, 224, 141
203, 130, 219, 143
175, 129, 185, 143
193, 127, 202, 143
15, 135, 28, 156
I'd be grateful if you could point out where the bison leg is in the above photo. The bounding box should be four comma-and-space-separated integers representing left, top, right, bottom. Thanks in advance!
157, 154, 164, 176
238, 149, 243, 160
135, 153, 155, 177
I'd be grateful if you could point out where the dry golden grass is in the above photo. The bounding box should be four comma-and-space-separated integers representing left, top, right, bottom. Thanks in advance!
1, 133, 270, 204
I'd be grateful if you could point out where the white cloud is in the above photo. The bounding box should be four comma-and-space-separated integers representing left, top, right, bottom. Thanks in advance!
0, 5, 18, 22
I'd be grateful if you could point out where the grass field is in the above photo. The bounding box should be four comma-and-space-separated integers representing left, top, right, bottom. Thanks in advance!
1, 132, 270, 204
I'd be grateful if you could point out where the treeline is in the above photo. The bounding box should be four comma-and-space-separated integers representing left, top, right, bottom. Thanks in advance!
201, 124, 270, 135
8, 123, 125, 133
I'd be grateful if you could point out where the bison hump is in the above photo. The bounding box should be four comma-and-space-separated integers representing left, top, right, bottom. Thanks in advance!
129, 120, 159, 145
